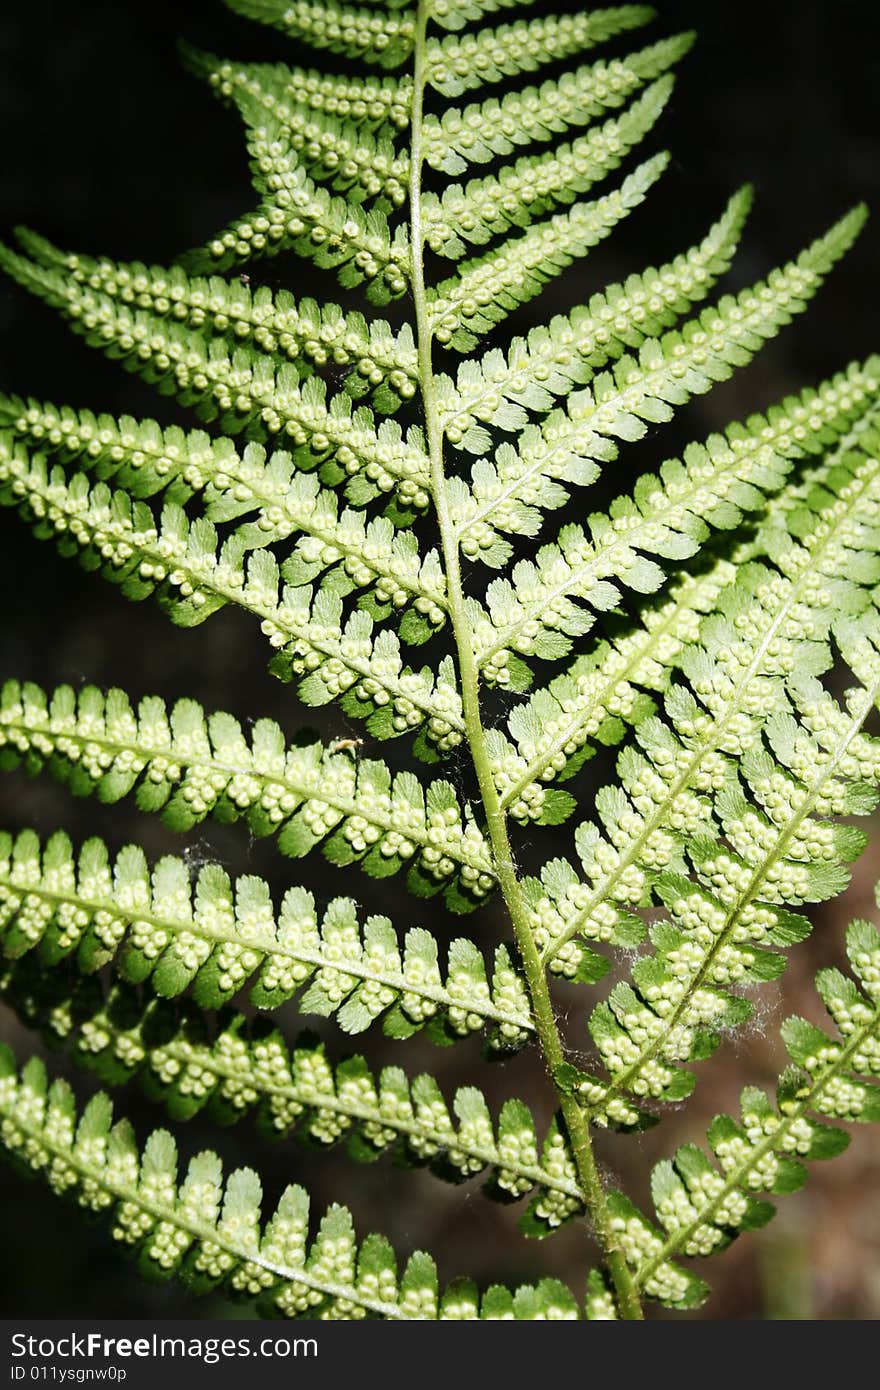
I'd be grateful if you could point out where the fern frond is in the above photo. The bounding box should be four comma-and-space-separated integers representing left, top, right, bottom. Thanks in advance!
1, 0, 877, 1322
494, 361, 880, 799
1, 963, 578, 1216
0, 252, 429, 506
423, 34, 691, 174
438, 185, 752, 453
180, 135, 411, 294
0, 1050, 582, 1318
230, 88, 410, 208
181, 46, 413, 133
540, 449, 880, 1113
449, 206, 865, 458
0, 683, 489, 905
608, 914, 880, 1308
428, 155, 669, 352
0, 829, 525, 1038
426, 6, 654, 98
223, 0, 415, 67
430, 0, 542, 33
423, 77, 672, 256
475, 359, 880, 673
13, 231, 418, 405
0, 445, 461, 746
0, 400, 447, 637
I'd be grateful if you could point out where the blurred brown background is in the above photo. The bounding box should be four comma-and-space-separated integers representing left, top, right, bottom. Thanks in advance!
0, 0, 878, 1319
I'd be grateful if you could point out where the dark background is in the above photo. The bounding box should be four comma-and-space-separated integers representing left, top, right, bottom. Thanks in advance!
0, 0, 878, 1320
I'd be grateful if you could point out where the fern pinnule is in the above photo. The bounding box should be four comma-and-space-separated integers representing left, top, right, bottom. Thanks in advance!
0, 828, 527, 1039
0, 960, 570, 1213
609, 915, 880, 1307
425, 5, 655, 97
0, 1048, 589, 1319
423, 33, 693, 173
0, 683, 487, 903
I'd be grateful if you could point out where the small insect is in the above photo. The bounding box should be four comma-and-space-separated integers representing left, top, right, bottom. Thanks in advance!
329, 737, 364, 756
182, 840, 225, 873
328, 365, 354, 390
239, 272, 251, 287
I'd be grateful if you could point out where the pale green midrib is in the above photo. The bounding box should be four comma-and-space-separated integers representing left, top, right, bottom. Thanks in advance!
588, 668, 880, 1117
0, 716, 490, 876
94, 1032, 574, 1196
0, 461, 463, 735
0, 872, 527, 1030
633, 989, 880, 1288
499, 569, 731, 811
543, 453, 880, 961
409, 0, 644, 1322
0, 1099, 411, 1320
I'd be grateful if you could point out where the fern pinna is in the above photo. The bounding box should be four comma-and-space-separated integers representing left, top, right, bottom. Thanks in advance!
0, 0, 878, 1322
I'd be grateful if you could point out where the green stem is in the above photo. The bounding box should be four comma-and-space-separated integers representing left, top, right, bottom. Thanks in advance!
407, 0, 643, 1322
